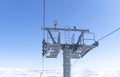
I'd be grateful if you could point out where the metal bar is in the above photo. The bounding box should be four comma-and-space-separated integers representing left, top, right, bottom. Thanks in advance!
77, 31, 84, 45
47, 30, 56, 44
41, 27, 89, 32
63, 48, 71, 77
58, 32, 60, 44
84, 39, 95, 40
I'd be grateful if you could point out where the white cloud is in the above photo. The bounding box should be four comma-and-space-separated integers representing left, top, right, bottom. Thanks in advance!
0, 68, 39, 77
0, 68, 120, 77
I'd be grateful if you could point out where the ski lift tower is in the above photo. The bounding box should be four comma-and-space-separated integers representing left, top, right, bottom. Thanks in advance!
41, 21, 98, 77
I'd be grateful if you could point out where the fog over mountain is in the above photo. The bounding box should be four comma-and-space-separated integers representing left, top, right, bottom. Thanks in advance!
0, 68, 120, 77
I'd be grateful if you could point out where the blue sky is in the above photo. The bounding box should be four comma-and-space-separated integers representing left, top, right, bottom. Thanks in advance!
0, 0, 120, 71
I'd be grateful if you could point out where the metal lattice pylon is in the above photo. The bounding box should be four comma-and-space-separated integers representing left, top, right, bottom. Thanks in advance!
41, 26, 98, 77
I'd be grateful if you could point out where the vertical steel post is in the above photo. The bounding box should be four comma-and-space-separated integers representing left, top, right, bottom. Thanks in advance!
63, 45, 71, 77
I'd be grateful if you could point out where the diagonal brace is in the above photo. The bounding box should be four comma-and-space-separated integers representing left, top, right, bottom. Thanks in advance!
77, 31, 84, 45
47, 30, 56, 44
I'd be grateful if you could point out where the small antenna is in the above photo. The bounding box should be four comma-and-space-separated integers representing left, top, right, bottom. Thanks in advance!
54, 20, 57, 28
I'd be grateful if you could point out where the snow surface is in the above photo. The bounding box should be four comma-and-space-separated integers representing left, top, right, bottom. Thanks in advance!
0, 68, 120, 77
